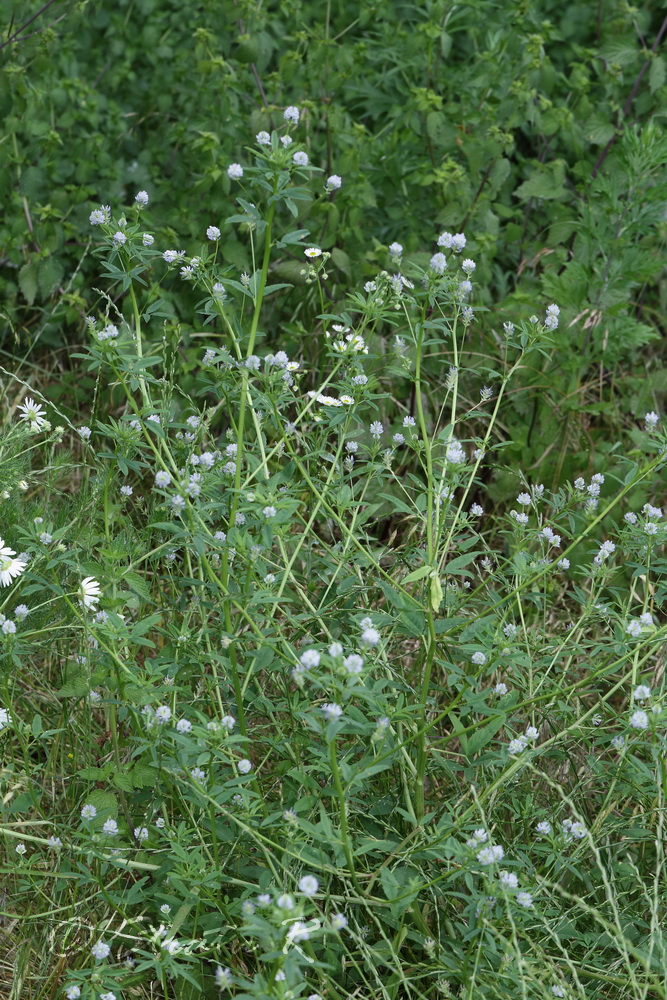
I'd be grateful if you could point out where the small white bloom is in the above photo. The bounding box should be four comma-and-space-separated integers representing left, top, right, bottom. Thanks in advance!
227, 163, 244, 179
284, 106, 300, 124
207, 225, 221, 240
91, 940, 111, 960
299, 874, 319, 896
322, 702, 343, 722
237, 758, 252, 774
630, 710, 648, 730
256, 130, 271, 145
135, 190, 149, 205
293, 151, 309, 166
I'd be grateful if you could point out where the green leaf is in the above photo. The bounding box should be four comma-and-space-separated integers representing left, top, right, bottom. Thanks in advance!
19, 261, 38, 305
402, 564, 433, 584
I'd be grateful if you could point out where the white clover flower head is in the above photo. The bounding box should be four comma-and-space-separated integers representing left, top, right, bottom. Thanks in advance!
280, 135, 293, 147
634, 684, 651, 702
112, 231, 127, 245
135, 190, 149, 205
322, 702, 343, 722
287, 920, 310, 943
370, 421, 383, 439
215, 966, 233, 988
227, 163, 244, 179
516, 891, 533, 908
257, 892, 272, 907
155, 705, 172, 724
494, 682, 508, 695
81, 803, 97, 820
326, 174, 342, 190
65, 986, 81, 999
293, 151, 309, 166
300, 648, 320, 669
263, 505, 277, 518
429, 252, 447, 274
558, 557, 570, 570
331, 912, 348, 930
645, 411, 659, 430
298, 874, 319, 897
525, 726, 539, 741
465, 828, 488, 848
551, 987, 565, 998
91, 940, 111, 960
256, 130, 271, 145
499, 870, 518, 888
630, 710, 649, 730
89, 208, 107, 225
277, 892, 295, 909
15, 842, 27, 855
626, 620, 642, 638
237, 758, 252, 774
471, 651, 487, 665
134, 826, 149, 842
388, 241, 403, 260
593, 539, 616, 565
343, 653, 364, 674
176, 718, 192, 734
446, 441, 466, 464
207, 225, 221, 240
536, 820, 552, 836
2, 619, 17, 635
508, 736, 529, 756
284, 106, 300, 124
477, 844, 504, 865
102, 818, 119, 835
154, 470, 171, 488
361, 626, 380, 647
142, 232, 154, 245
120, 485, 133, 498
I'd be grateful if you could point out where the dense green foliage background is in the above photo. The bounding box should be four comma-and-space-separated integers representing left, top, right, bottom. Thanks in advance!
2, 0, 666, 468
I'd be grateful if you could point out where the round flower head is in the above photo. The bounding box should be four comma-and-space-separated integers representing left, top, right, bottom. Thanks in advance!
113, 231, 126, 245
102, 818, 118, 835
322, 702, 343, 722
216, 967, 233, 988
326, 174, 342, 190
430, 252, 447, 274
135, 190, 149, 205
293, 151, 309, 166
630, 710, 648, 730
91, 940, 111, 961
237, 758, 252, 774
284, 106, 300, 124
256, 130, 271, 145
277, 892, 295, 909
299, 874, 319, 896
65, 987, 81, 999
142, 233, 154, 245
227, 163, 244, 180
207, 225, 221, 240
331, 912, 348, 930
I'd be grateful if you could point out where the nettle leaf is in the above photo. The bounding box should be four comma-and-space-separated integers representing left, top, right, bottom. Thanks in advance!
515, 161, 568, 200
19, 261, 38, 305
